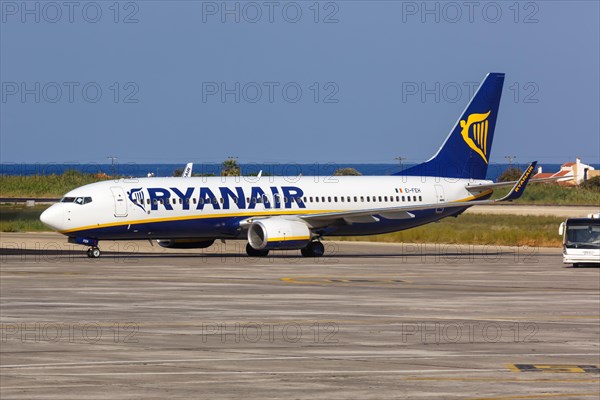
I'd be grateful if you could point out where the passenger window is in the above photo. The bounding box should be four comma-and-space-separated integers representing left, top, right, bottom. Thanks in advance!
419, 196, 422, 201
153, 199, 158, 205
193, 198, 197, 204
315, 197, 319, 203
379, 196, 382, 202
309, 197, 313, 202
407, 196, 411, 202
360, 196, 364, 202
366, 197, 370, 202
340, 197, 344, 202
321, 197, 325, 202
402, 196, 405, 202
199, 198, 204, 205
413, 196, 417, 201
334, 196, 338, 202
347, 196, 351, 202
396, 196, 399, 202
384, 196, 388, 202
354, 196, 358, 202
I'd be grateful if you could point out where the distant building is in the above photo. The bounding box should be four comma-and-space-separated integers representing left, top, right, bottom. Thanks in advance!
534, 158, 599, 186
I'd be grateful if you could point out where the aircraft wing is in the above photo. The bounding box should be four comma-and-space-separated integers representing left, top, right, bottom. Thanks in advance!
300, 162, 537, 227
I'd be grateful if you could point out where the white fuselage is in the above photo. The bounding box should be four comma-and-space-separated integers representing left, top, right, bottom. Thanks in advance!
40, 175, 492, 240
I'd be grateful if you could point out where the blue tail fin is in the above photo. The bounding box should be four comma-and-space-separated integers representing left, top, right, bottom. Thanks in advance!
397, 72, 505, 180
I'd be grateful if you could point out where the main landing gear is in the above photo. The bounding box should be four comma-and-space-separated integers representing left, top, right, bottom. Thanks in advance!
301, 241, 325, 257
86, 247, 101, 258
246, 243, 269, 257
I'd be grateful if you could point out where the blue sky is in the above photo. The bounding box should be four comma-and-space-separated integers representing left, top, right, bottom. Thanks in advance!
1, 1, 599, 165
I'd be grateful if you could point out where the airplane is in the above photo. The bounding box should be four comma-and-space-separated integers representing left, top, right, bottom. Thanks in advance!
40, 72, 538, 258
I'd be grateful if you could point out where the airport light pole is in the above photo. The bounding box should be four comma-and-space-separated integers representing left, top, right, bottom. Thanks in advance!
504, 155, 517, 168
395, 156, 406, 172
107, 156, 117, 176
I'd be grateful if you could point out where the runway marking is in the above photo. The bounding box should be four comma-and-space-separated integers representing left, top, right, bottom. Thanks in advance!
507, 364, 600, 373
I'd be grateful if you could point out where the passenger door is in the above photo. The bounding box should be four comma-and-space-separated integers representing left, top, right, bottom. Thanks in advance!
110, 186, 128, 217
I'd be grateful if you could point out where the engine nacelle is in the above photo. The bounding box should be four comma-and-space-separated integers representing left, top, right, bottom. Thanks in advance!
248, 218, 311, 250
156, 239, 215, 249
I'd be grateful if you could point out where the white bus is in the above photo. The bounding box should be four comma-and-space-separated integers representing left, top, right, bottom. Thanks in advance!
559, 213, 600, 267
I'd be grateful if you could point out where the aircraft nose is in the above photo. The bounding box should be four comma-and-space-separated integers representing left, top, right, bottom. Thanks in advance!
40, 205, 64, 231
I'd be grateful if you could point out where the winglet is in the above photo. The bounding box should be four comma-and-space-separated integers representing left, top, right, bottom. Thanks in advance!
500, 161, 537, 201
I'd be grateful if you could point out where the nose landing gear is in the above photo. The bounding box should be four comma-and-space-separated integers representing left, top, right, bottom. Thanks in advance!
86, 247, 101, 258
68, 237, 101, 258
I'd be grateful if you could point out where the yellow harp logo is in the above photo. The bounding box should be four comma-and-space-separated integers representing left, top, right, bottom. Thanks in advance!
460, 111, 491, 164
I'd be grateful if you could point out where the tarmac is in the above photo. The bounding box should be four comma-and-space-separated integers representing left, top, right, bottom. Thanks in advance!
1, 233, 599, 399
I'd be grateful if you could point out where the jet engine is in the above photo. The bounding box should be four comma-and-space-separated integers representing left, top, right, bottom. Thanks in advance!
247, 218, 311, 250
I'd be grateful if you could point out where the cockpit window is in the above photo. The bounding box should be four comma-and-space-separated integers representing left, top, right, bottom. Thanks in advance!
60, 196, 92, 204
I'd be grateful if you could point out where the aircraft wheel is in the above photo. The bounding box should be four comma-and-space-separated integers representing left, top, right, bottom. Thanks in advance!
246, 243, 269, 257
301, 241, 325, 257
86, 248, 93, 258
89, 247, 101, 258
